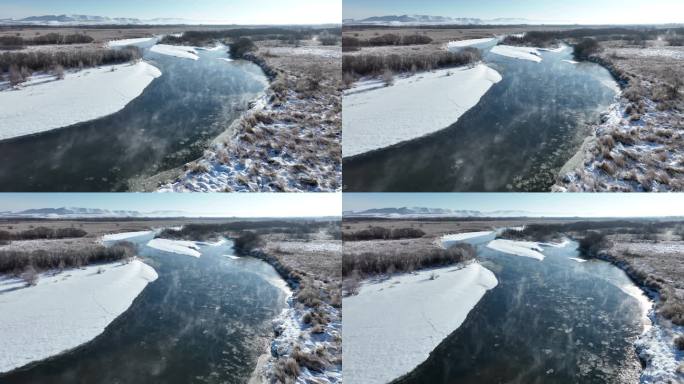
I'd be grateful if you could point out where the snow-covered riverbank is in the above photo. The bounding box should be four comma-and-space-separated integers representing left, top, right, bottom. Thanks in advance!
0, 260, 157, 374
0, 61, 161, 141
146, 238, 201, 258
343, 262, 498, 384
343, 64, 502, 157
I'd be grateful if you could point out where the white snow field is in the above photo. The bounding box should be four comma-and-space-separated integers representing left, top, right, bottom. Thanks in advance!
343, 64, 502, 157
491, 45, 542, 62
447, 37, 496, 49
0, 61, 161, 141
441, 231, 494, 243
150, 44, 199, 60
486, 239, 546, 260
343, 263, 498, 384
102, 230, 154, 242
106, 37, 154, 47
0, 260, 157, 373
146, 238, 201, 257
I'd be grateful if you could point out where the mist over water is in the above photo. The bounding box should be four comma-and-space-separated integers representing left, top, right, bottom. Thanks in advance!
343, 45, 618, 192
0, 41, 267, 191
0, 233, 288, 384
397, 234, 647, 384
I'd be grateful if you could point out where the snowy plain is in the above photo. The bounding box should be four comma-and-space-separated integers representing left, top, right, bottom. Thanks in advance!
0, 61, 161, 141
343, 64, 502, 157
146, 238, 201, 258
0, 260, 157, 373
150, 44, 199, 60
491, 45, 543, 62
343, 262, 498, 384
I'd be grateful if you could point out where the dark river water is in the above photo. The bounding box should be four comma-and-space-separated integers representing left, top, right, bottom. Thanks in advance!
343, 44, 619, 192
0, 232, 289, 384
0, 39, 267, 191
395, 233, 648, 384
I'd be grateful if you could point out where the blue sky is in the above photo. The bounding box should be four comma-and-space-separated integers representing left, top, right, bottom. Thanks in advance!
0, 0, 341, 24
343, 0, 684, 24
0, 193, 341, 217
344, 193, 684, 217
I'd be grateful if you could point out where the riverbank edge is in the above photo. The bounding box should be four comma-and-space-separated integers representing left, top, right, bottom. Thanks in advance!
240, 248, 341, 384
129, 53, 272, 192
583, 250, 683, 381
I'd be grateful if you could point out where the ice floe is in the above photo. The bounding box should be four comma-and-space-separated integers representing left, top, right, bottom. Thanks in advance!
0, 61, 161, 141
343, 262, 498, 384
343, 64, 502, 157
150, 44, 199, 60
0, 260, 157, 373
146, 238, 201, 258
491, 45, 543, 62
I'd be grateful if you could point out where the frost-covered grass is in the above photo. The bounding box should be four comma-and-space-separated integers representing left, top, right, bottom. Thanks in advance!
159, 41, 341, 192
342, 64, 502, 157
0, 61, 160, 141
0, 260, 157, 373
554, 42, 684, 192
343, 262, 498, 384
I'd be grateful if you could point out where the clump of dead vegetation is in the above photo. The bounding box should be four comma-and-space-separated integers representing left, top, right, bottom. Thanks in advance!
0, 46, 142, 86
342, 33, 432, 51
342, 47, 481, 79
0, 32, 93, 50
342, 226, 425, 241
342, 243, 475, 280
0, 241, 135, 277
0, 226, 86, 243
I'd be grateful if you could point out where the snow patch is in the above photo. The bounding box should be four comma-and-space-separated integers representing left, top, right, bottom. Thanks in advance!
569, 257, 587, 263
343, 64, 502, 157
107, 37, 154, 47
146, 238, 201, 258
0, 260, 157, 373
343, 262, 498, 384
0, 62, 161, 141
447, 37, 496, 49
102, 230, 154, 242
150, 44, 199, 60
441, 231, 494, 243
563, 59, 579, 64
486, 239, 545, 260
491, 45, 542, 62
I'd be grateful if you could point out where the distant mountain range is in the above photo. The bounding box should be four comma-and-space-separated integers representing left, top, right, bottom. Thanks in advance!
0, 14, 192, 26
343, 207, 539, 218
344, 14, 535, 26
0, 207, 188, 218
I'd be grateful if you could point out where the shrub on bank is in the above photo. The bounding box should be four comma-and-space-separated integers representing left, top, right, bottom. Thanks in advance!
0, 46, 141, 74
342, 226, 425, 241
0, 241, 135, 275
342, 243, 475, 277
342, 48, 481, 78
